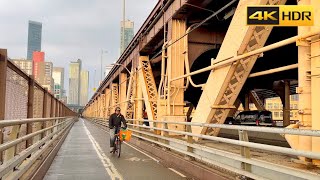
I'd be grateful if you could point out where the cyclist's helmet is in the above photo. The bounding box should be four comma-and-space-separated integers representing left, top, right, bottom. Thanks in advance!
115, 107, 121, 111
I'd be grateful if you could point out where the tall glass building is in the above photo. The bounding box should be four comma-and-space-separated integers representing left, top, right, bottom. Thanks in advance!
27, 21, 42, 60
68, 59, 82, 105
80, 70, 89, 106
120, 20, 134, 54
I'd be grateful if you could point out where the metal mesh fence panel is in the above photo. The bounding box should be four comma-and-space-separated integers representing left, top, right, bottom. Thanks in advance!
33, 87, 44, 143
3, 67, 29, 155
4, 67, 28, 120
33, 86, 44, 118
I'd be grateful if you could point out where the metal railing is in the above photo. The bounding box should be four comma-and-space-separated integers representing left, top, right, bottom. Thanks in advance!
88, 118, 320, 180
0, 117, 75, 179
0, 49, 76, 150
0, 49, 77, 178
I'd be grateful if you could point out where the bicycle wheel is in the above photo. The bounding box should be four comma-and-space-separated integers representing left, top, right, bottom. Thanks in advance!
112, 137, 118, 154
116, 139, 121, 158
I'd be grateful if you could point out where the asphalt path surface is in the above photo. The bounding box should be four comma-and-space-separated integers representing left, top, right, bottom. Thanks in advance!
44, 118, 187, 180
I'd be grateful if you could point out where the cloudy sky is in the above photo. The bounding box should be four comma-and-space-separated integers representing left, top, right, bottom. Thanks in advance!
0, 0, 157, 98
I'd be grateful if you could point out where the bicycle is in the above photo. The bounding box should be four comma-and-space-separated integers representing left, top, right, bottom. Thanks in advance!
112, 132, 121, 158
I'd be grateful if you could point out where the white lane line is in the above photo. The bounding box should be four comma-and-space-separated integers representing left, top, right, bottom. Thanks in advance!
168, 168, 186, 178
123, 142, 160, 163
89, 121, 160, 163
82, 120, 123, 180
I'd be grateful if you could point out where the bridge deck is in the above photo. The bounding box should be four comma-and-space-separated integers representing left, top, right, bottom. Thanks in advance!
45, 119, 186, 180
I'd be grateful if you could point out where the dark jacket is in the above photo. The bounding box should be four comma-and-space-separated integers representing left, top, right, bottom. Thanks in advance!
109, 113, 127, 129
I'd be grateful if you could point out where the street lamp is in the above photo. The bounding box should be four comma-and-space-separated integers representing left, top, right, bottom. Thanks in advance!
100, 50, 108, 82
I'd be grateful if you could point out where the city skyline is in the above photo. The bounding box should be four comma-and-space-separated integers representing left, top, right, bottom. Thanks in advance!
0, 0, 157, 100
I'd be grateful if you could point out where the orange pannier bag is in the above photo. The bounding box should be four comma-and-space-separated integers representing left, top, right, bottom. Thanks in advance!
119, 129, 132, 141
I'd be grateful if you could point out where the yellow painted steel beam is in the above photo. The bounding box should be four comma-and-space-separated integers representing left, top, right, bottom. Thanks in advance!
135, 68, 143, 124
249, 91, 265, 111
105, 88, 111, 118
111, 83, 119, 114
139, 56, 158, 128
191, 0, 287, 137
119, 73, 127, 114
311, 0, 320, 165
124, 67, 136, 119
166, 19, 186, 116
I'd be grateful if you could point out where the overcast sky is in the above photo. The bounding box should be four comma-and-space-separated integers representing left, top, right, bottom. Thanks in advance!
0, 0, 157, 99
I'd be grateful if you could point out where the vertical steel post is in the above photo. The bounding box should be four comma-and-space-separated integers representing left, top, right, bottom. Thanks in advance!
50, 96, 55, 133
41, 88, 48, 139
239, 130, 251, 172
55, 99, 58, 117
27, 75, 35, 148
136, 68, 143, 126
244, 93, 250, 111
0, 49, 8, 162
283, 80, 291, 127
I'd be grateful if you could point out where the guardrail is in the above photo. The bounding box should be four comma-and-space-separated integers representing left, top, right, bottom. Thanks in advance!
87, 118, 320, 180
0, 117, 75, 179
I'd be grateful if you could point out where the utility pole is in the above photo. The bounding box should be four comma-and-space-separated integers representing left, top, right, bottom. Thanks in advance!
122, 0, 126, 53
94, 69, 96, 91
101, 50, 103, 82
100, 50, 108, 82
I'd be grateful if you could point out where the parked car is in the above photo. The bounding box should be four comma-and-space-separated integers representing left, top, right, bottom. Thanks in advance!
233, 110, 275, 126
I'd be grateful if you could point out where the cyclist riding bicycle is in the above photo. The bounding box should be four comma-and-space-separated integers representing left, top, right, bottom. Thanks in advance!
109, 107, 127, 153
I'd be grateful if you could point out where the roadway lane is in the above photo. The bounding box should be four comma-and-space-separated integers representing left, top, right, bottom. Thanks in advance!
45, 118, 186, 180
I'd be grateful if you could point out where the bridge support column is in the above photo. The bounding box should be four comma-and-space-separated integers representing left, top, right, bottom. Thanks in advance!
135, 67, 143, 130
311, 0, 320, 165
124, 68, 136, 120
111, 83, 119, 113
104, 88, 111, 118
191, 0, 287, 137
285, 0, 313, 164
160, 19, 187, 135
139, 56, 158, 129
119, 73, 127, 114
166, 19, 186, 116
98, 95, 102, 118
94, 99, 99, 118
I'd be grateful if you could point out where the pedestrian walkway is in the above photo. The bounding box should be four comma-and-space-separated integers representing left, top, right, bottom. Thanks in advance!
44, 119, 111, 180
44, 119, 186, 180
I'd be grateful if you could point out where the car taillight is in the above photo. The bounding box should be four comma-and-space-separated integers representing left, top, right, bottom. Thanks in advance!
256, 120, 260, 126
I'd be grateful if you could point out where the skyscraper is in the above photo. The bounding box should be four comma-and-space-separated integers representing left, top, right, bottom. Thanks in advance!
32, 51, 54, 92
53, 67, 65, 99
68, 59, 81, 105
120, 20, 134, 53
27, 21, 42, 60
80, 70, 89, 106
